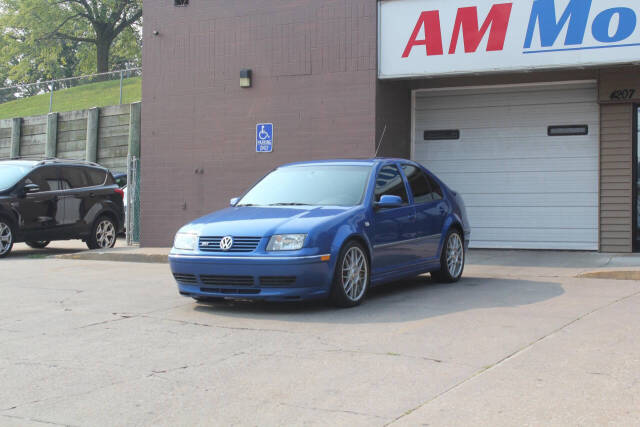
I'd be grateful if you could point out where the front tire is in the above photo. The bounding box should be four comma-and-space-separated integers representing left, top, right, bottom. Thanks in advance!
87, 216, 117, 250
432, 229, 465, 283
26, 241, 50, 249
0, 220, 14, 258
330, 241, 370, 308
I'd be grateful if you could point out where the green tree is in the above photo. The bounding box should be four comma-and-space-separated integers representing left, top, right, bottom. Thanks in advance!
0, 0, 142, 83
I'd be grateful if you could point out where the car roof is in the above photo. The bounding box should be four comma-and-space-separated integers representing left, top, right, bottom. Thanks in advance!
0, 158, 106, 169
0, 160, 40, 167
280, 158, 413, 168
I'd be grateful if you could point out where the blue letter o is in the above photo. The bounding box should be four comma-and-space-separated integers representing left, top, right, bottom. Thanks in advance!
592, 8, 636, 43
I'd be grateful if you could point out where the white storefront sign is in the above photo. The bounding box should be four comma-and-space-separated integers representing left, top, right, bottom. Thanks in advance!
379, 0, 640, 78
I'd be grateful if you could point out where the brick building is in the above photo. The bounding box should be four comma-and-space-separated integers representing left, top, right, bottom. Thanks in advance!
142, 0, 640, 252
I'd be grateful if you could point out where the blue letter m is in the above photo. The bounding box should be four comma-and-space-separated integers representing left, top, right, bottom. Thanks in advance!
524, 0, 591, 49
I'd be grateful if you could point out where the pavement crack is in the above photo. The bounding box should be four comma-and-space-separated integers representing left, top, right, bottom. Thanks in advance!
276, 402, 389, 421
142, 315, 293, 334
0, 414, 78, 427
323, 348, 445, 364
386, 288, 640, 426
76, 313, 137, 329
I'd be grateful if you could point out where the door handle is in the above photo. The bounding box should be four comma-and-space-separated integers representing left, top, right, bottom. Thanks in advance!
89, 192, 96, 198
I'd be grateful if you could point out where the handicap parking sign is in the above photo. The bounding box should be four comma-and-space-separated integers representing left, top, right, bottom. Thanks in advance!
256, 123, 273, 153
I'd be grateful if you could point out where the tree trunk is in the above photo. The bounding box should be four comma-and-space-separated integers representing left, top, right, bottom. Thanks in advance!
96, 38, 112, 74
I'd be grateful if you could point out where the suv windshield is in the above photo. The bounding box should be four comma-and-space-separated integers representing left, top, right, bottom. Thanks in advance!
238, 165, 371, 207
0, 164, 33, 192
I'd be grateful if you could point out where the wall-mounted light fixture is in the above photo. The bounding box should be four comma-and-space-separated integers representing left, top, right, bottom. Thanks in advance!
240, 69, 252, 88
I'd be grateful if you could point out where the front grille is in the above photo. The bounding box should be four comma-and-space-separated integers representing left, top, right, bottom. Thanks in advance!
199, 275, 254, 287
259, 276, 297, 287
199, 236, 261, 252
200, 287, 261, 295
173, 273, 198, 284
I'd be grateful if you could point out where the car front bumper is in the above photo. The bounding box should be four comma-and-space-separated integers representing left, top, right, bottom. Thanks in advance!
169, 252, 335, 302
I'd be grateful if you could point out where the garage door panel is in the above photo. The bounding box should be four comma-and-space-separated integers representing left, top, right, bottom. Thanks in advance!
414, 82, 599, 250
423, 104, 600, 127
416, 141, 597, 161
471, 240, 597, 250
416, 86, 598, 110
469, 206, 597, 228
472, 227, 598, 243
419, 157, 598, 174
461, 193, 597, 208
435, 171, 598, 194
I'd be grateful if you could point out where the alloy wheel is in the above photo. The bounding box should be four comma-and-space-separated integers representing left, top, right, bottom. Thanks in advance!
95, 220, 116, 249
446, 232, 464, 279
341, 246, 368, 302
0, 222, 12, 256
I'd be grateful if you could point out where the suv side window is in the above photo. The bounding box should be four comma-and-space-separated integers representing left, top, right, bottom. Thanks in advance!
60, 166, 89, 190
401, 164, 432, 204
374, 165, 409, 204
84, 167, 107, 187
24, 166, 61, 192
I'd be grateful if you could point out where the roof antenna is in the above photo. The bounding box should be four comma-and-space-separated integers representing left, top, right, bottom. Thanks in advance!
375, 124, 387, 157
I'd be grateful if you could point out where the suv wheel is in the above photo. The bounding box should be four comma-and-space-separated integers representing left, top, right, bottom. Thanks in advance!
26, 241, 50, 249
87, 216, 117, 250
0, 220, 14, 258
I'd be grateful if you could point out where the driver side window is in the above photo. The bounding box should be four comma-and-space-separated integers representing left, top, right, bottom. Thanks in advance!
374, 165, 408, 204
24, 167, 61, 192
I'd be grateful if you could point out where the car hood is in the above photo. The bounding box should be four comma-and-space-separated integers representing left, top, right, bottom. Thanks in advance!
182, 206, 354, 237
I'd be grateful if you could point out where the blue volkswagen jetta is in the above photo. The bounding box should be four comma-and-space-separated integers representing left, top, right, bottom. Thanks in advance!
169, 158, 470, 307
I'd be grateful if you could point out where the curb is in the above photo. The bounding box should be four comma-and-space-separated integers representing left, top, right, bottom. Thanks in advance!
577, 270, 640, 280
55, 252, 168, 264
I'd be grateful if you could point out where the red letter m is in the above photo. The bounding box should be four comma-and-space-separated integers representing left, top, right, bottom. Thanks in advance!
449, 3, 513, 54
402, 11, 444, 58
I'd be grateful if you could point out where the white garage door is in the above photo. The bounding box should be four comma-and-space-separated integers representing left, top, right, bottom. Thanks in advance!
413, 82, 599, 250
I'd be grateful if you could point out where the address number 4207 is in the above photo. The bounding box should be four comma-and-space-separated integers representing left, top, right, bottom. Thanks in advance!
610, 89, 636, 101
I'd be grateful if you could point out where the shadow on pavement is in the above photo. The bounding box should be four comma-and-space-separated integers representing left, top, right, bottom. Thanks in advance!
3, 239, 126, 260
192, 275, 564, 323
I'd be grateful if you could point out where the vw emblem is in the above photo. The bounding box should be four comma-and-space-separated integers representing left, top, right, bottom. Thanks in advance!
219, 236, 233, 251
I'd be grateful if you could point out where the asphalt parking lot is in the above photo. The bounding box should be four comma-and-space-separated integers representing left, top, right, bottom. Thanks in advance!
1, 250, 640, 426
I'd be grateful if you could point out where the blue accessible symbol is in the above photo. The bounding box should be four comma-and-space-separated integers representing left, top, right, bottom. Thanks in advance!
256, 123, 273, 153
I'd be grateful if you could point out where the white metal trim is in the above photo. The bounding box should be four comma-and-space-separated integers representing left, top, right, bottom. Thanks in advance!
413, 80, 598, 94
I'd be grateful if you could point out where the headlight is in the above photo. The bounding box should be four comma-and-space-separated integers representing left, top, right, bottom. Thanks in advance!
266, 234, 306, 251
173, 232, 199, 251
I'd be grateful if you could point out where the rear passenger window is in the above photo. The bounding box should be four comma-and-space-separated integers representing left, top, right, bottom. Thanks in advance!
60, 167, 89, 189
401, 165, 432, 204
85, 168, 107, 187
25, 167, 60, 192
374, 165, 409, 204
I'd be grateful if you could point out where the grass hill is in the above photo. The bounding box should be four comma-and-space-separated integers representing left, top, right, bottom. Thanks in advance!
0, 77, 141, 119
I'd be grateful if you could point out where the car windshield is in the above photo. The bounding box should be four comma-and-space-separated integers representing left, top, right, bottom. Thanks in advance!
238, 165, 371, 207
0, 164, 32, 192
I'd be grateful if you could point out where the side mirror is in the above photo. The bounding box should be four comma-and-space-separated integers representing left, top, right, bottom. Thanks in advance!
23, 183, 40, 195
230, 197, 240, 207
375, 194, 403, 210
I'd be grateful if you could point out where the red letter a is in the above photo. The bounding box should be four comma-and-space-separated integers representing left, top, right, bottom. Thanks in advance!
449, 3, 513, 54
402, 11, 444, 58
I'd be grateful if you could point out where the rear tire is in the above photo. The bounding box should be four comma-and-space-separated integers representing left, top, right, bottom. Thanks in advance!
26, 241, 50, 249
432, 229, 465, 283
0, 219, 14, 258
87, 216, 117, 250
330, 241, 370, 308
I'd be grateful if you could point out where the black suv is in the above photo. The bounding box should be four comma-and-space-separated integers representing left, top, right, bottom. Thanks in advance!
0, 159, 124, 258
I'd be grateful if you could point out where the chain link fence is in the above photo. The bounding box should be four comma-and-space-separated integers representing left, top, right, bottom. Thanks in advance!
0, 68, 141, 118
